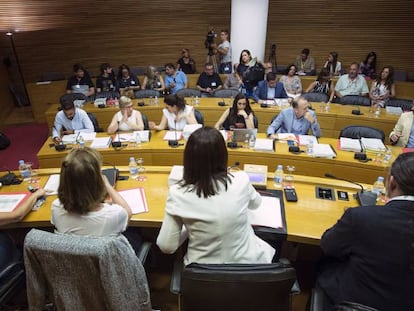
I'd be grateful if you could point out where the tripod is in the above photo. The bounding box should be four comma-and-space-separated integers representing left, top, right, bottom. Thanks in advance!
206, 48, 220, 73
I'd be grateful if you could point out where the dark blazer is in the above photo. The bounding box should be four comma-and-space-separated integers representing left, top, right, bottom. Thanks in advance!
317, 199, 414, 311
252, 80, 288, 102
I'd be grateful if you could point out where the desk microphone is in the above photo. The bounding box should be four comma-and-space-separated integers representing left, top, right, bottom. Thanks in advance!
168, 121, 179, 147
324, 173, 377, 206
111, 121, 122, 148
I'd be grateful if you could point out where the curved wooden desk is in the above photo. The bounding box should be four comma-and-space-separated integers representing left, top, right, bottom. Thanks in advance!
44, 98, 399, 139
37, 132, 398, 184
0, 167, 374, 245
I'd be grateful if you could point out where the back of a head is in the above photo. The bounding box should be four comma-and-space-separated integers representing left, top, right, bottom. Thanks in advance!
182, 127, 229, 198
58, 148, 106, 214
266, 72, 277, 81
390, 153, 414, 196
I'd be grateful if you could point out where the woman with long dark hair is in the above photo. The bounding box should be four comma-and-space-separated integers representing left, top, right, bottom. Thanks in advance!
156, 127, 275, 265
323, 51, 341, 77
214, 93, 256, 130
370, 66, 395, 107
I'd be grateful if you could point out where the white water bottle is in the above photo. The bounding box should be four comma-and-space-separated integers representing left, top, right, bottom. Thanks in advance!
78, 135, 85, 148
129, 157, 138, 178
372, 176, 385, 200
383, 148, 392, 164
18, 160, 31, 179
195, 96, 199, 106
273, 165, 284, 188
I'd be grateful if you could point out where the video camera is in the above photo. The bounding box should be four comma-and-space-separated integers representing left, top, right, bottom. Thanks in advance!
204, 27, 217, 55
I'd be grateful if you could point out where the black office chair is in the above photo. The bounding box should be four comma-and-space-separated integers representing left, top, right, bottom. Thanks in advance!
95, 91, 120, 99
134, 90, 160, 99
194, 109, 204, 125
253, 115, 259, 129
0, 261, 26, 309
303, 92, 329, 103
339, 95, 371, 106
339, 125, 385, 142
214, 89, 240, 98
171, 259, 296, 311
387, 98, 413, 111
87, 112, 103, 132
38, 71, 65, 82
59, 93, 88, 107
141, 112, 150, 130
176, 88, 201, 98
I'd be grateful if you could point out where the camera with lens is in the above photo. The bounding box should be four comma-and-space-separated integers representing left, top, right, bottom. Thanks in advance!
204, 27, 217, 55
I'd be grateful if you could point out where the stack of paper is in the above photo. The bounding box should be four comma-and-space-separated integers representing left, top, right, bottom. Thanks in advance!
0, 193, 29, 212
133, 130, 151, 142
361, 138, 386, 152
276, 133, 297, 142
44, 174, 60, 195
61, 134, 78, 144
118, 188, 149, 214
339, 137, 362, 152
163, 131, 182, 141
312, 144, 336, 158
90, 137, 112, 149
253, 138, 274, 152
386, 106, 403, 115
248, 196, 283, 229
78, 132, 97, 141
298, 135, 318, 146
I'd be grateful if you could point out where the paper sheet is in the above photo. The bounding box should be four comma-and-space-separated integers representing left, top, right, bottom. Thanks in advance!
254, 138, 274, 151
118, 188, 149, 214
163, 131, 182, 141
0, 193, 29, 212
90, 137, 112, 149
248, 196, 283, 229
44, 174, 60, 195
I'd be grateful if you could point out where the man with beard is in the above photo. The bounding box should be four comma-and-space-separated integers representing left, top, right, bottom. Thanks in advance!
334, 62, 369, 98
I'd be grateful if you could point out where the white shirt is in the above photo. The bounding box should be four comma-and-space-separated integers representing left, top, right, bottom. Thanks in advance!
116, 109, 140, 131
156, 171, 275, 265
51, 199, 128, 237
163, 105, 194, 130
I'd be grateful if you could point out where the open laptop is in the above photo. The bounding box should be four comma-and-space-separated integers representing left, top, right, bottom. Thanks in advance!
232, 128, 258, 143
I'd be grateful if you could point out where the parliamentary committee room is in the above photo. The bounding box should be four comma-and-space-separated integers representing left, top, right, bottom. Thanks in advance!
1, 1, 414, 310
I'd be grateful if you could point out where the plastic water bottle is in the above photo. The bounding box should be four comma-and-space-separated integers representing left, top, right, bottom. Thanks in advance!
18, 160, 31, 179
154, 96, 159, 107
244, 134, 250, 148
129, 157, 138, 179
325, 102, 330, 112
383, 148, 392, 164
306, 142, 314, 156
372, 176, 385, 200
273, 165, 284, 188
375, 106, 381, 118
195, 96, 199, 106
249, 134, 256, 149
78, 135, 85, 148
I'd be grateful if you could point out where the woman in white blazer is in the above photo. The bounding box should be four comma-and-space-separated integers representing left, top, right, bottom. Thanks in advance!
156, 127, 275, 265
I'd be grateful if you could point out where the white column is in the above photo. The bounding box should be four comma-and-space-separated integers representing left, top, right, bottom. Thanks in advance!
231, 0, 269, 66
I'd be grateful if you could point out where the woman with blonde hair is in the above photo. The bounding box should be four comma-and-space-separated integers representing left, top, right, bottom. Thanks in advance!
107, 96, 145, 133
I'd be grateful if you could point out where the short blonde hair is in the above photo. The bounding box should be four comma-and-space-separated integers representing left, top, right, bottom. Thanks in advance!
119, 96, 132, 108
58, 148, 106, 214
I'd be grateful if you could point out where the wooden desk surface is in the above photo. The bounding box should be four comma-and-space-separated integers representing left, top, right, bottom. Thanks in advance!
37, 131, 398, 184
43, 97, 399, 139
0, 167, 373, 245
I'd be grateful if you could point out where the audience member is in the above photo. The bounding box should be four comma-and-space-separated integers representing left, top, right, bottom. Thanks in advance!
236, 49, 255, 97
334, 62, 369, 99
164, 63, 188, 94
52, 99, 94, 144
196, 63, 223, 97
294, 48, 315, 76
323, 52, 341, 77
316, 152, 414, 311
66, 63, 95, 97
0, 189, 49, 270
217, 29, 232, 74
305, 68, 335, 102
156, 127, 275, 265
107, 96, 145, 134
95, 63, 116, 93
370, 66, 395, 107
359, 51, 377, 79
115, 64, 141, 98
279, 64, 302, 98
389, 100, 414, 147
176, 48, 196, 74
267, 96, 321, 137
51, 148, 142, 254
223, 64, 242, 89
148, 94, 197, 131
253, 72, 288, 103
141, 65, 165, 92
215, 93, 256, 130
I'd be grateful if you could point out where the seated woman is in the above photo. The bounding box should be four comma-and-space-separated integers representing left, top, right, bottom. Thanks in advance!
224, 64, 242, 90
51, 148, 142, 253
369, 66, 395, 108
107, 96, 145, 134
176, 48, 197, 74
323, 51, 341, 77
156, 127, 275, 265
279, 64, 302, 99
359, 51, 377, 79
148, 94, 197, 131
115, 64, 141, 98
305, 68, 335, 102
215, 93, 256, 130
141, 65, 165, 92
0, 189, 48, 270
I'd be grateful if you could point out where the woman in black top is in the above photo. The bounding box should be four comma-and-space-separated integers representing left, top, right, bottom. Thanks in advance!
176, 48, 196, 74
214, 93, 256, 130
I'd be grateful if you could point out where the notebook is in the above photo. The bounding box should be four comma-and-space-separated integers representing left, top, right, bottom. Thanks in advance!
232, 129, 258, 143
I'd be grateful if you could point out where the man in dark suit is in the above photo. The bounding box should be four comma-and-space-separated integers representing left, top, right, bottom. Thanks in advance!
252, 72, 288, 103
316, 152, 414, 311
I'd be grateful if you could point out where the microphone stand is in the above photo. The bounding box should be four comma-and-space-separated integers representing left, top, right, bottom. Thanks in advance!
168, 120, 179, 147
111, 121, 122, 148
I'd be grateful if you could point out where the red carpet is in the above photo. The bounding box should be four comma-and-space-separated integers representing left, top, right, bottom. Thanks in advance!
0, 123, 49, 171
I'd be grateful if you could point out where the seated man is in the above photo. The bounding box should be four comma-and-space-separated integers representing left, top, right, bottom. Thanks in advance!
293, 48, 315, 76
253, 72, 288, 103
66, 63, 95, 97
96, 63, 116, 93
52, 99, 94, 144
164, 63, 188, 94
316, 152, 414, 311
389, 100, 414, 147
196, 63, 223, 97
334, 62, 369, 99
266, 96, 321, 137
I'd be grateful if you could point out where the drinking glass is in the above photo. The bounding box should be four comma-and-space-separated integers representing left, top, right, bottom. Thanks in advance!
137, 158, 145, 174
285, 165, 295, 188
